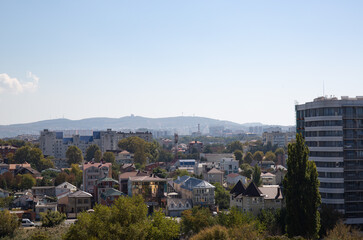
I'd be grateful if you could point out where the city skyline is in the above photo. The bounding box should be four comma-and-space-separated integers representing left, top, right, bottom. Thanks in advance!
1, 1, 363, 125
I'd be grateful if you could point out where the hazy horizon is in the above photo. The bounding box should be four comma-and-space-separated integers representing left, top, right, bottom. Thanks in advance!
1, 1, 362, 126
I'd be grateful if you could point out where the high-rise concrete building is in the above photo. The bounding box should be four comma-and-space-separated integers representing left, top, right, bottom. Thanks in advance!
296, 96, 363, 224
40, 129, 153, 159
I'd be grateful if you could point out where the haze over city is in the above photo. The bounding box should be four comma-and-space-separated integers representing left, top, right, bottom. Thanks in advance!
1, 1, 363, 126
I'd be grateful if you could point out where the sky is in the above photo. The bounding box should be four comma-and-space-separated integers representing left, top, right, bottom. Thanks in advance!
1, 1, 363, 126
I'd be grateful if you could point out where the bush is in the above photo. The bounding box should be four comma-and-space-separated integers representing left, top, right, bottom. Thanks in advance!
0, 210, 20, 238
190, 225, 229, 240
41, 211, 66, 227
325, 221, 363, 240
29, 230, 50, 240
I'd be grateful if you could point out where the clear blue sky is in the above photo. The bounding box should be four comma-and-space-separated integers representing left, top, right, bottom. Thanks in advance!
1, 1, 362, 126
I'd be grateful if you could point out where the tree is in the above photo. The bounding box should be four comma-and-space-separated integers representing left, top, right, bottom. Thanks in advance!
253, 151, 264, 163
103, 152, 115, 164
283, 133, 321, 239
85, 144, 101, 162
252, 165, 262, 186
243, 152, 253, 164
118, 137, 148, 166
325, 221, 363, 240
233, 150, 243, 165
190, 225, 229, 240
38, 157, 55, 171
146, 210, 180, 240
94, 150, 102, 162
40, 210, 66, 227
226, 141, 243, 153
240, 163, 253, 178
158, 149, 173, 163
0, 210, 20, 238
20, 174, 36, 190
146, 140, 160, 163
319, 205, 343, 237
66, 146, 83, 165
264, 151, 276, 162
181, 207, 216, 237
171, 169, 191, 179
213, 183, 230, 209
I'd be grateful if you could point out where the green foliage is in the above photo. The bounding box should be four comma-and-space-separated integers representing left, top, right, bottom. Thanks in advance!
226, 141, 243, 153
171, 169, 191, 179
64, 195, 179, 240
20, 173, 36, 190
66, 146, 83, 165
0, 172, 22, 191
29, 230, 50, 240
213, 183, 230, 210
264, 151, 276, 162
157, 149, 173, 162
103, 152, 116, 164
85, 144, 101, 162
324, 221, 363, 240
203, 144, 226, 154
252, 165, 262, 186
319, 205, 343, 237
240, 163, 253, 178
233, 150, 243, 165
257, 208, 286, 236
12, 146, 53, 171
0, 210, 20, 238
253, 151, 264, 162
274, 148, 285, 156
217, 207, 257, 228
181, 206, 216, 237
146, 140, 160, 163
118, 137, 149, 165
94, 149, 102, 162
0, 196, 13, 209
152, 167, 168, 178
283, 134, 321, 239
190, 225, 229, 240
40, 210, 66, 227
243, 152, 253, 164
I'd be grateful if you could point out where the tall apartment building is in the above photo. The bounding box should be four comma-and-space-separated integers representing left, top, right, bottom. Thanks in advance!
40, 129, 153, 158
296, 96, 363, 224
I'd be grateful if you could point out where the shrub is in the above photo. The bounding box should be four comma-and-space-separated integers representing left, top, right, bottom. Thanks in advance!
41, 210, 66, 227
0, 210, 20, 238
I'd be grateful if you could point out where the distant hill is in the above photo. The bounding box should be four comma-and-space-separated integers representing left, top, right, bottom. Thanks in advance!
0, 116, 292, 138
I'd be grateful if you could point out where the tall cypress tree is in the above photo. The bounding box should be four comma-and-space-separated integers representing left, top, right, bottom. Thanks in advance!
283, 133, 321, 239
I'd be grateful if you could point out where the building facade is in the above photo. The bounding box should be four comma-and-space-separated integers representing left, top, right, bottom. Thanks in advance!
83, 162, 112, 195
296, 96, 363, 224
40, 129, 153, 159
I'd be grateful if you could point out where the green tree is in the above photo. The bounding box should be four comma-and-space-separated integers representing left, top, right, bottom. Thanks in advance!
40, 210, 66, 227
253, 151, 264, 163
233, 150, 243, 165
118, 137, 148, 166
264, 151, 276, 162
171, 169, 191, 179
71, 164, 83, 187
240, 163, 253, 178
181, 207, 216, 237
325, 221, 363, 240
319, 205, 343, 237
252, 165, 262, 186
283, 133, 321, 239
226, 141, 243, 153
152, 167, 168, 178
157, 149, 173, 162
103, 152, 116, 164
66, 146, 83, 165
0, 210, 20, 238
85, 144, 101, 162
243, 152, 253, 164
147, 140, 160, 163
0, 196, 14, 209
94, 149, 102, 162
213, 183, 230, 210
190, 225, 229, 240
20, 173, 36, 190
146, 210, 180, 240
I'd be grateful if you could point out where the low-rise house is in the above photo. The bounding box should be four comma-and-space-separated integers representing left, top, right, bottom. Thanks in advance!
274, 165, 287, 185
66, 190, 93, 218
94, 177, 119, 203
12, 192, 35, 210
35, 201, 57, 220
145, 162, 166, 172
8, 162, 31, 173
188, 141, 203, 153
230, 181, 284, 215
173, 176, 215, 207
55, 182, 77, 197
115, 150, 134, 165
226, 173, 246, 186
128, 175, 167, 213
0, 145, 17, 159
83, 161, 112, 195
206, 168, 224, 185
100, 188, 125, 206
261, 172, 277, 185
120, 163, 136, 173
199, 153, 234, 163
15, 166, 42, 179
166, 198, 192, 217
32, 186, 56, 198
220, 158, 239, 175
260, 161, 275, 171
118, 170, 149, 194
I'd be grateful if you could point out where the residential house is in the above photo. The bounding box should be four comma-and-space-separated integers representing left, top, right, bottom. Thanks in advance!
118, 170, 148, 194
94, 177, 119, 203
0, 146, 17, 160
145, 162, 166, 172
83, 161, 112, 194
115, 150, 134, 165
166, 198, 192, 217
258, 185, 283, 210
0, 188, 10, 198
188, 141, 203, 154
0, 164, 9, 175
66, 190, 93, 218
35, 200, 57, 220
8, 163, 31, 173
120, 163, 136, 173
15, 166, 41, 179
12, 190, 34, 210
274, 165, 287, 185
100, 188, 125, 206
32, 186, 56, 198
220, 158, 239, 175
206, 168, 224, 185
226, 173, 246, 186
55, 182, 77, 197
261, 172, 277, 185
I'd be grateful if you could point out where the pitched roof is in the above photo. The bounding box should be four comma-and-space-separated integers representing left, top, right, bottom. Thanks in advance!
208, 168, 223, 174
227, 173, 240, 178
100, 188, 125, 199
230, 180, 246, 195
243, 182, 263, 197
97, 177, 118, 184
56, 182, 76, 189
174, 176, 214, 191
194, 181, 215, 189
119, 171, 138, 179
258, 185, 283, 200
68, 190, 92, 198
129, 175, 166, 182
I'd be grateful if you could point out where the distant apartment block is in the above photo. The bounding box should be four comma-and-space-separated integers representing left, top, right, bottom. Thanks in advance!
262, 131, 296, 147
40, 129, 152, 158
296, 96, 363, 224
